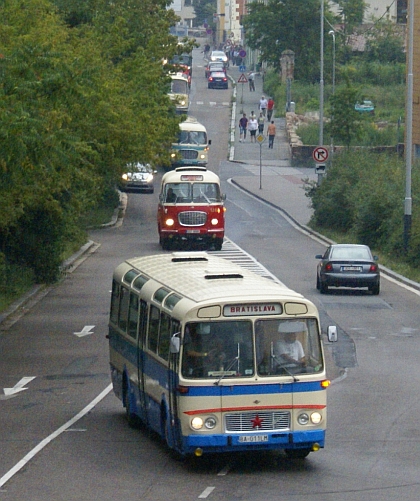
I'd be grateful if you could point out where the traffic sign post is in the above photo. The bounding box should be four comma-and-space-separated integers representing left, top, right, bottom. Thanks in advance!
237, 73, 248, 104
312, 147, 328, 185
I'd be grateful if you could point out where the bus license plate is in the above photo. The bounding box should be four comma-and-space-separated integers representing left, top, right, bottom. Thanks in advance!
186, 229, 200, 233
238, 435, 268, 443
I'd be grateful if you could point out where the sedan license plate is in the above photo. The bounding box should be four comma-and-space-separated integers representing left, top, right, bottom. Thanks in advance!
341, 266, 362, 272
238, 435, 268, 443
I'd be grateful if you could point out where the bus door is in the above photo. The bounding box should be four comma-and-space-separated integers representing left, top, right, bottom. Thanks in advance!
166, 321, 182, 450
136, 299, 148, 424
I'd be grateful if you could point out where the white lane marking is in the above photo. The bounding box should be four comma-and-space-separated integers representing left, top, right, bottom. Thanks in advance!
0, 383, 112, 488
3, 377, 36, 396
73, 325, 95, 337
198, 486, 215, 498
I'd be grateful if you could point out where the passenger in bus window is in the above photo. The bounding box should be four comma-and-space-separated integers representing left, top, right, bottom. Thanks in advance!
274, 321, 307, 368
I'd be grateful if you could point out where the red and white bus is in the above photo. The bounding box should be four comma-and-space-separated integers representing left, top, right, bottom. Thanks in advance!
157, 166, 226, 250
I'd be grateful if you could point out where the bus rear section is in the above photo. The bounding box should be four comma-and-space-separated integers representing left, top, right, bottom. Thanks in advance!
157, 167, 226, 250
170, 116, 210, 168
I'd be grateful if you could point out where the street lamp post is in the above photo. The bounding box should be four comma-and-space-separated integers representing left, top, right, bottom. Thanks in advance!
329, 30, 335, 159
329, 30, 335, 96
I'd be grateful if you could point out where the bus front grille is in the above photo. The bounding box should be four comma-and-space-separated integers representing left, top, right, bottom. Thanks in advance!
225, 411, 291, 432
179, 211, 207, 226
180, 150, 199, 160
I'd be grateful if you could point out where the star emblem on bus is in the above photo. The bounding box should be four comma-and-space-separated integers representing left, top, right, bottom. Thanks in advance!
251, 414, 263, 429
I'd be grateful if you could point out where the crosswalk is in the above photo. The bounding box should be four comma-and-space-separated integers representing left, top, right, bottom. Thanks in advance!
209, 237, 285, 286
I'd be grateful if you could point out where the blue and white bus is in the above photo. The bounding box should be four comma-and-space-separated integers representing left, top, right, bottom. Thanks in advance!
108, 252, 331, 458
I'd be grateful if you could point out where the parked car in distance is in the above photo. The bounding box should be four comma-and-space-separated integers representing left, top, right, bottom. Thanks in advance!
316, 244, 380, 295
209, 50, 228, 63
208, 71, 228, 89
120, 163, 156, 193
355, 100, 374, 113
205, 61, 226, 78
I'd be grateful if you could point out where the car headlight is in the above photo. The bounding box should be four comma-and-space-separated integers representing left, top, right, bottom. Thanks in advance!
122, 173, 129, 181
146, 174, 153, 182
191, 417, 204, 430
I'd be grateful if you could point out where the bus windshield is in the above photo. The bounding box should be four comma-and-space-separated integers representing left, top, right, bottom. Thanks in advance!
181, 318, 323, 379
178, 130, 207, 145
171, 79, 188, 94
164, 182, 221, 203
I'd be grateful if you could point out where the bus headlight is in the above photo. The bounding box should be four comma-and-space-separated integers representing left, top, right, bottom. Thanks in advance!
310, 412, 322, 424
204, 416, 217, 429
297, 413, 309, 425
210, 218, 219, 225
165, 218, 175, 227
297, 412, 322, 426
199, 154, 206, 159
191, 417, 204, 430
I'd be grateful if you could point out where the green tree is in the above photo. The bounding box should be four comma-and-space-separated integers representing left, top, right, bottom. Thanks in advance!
333, 0, 367, 35
364, 18, 405, 63
193, 0, 217, 27
326, 78, 365, 148
242, 0, 336, 82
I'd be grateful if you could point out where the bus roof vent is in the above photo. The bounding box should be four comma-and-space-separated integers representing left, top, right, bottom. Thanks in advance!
171, 251, 208, 263
204, 273, 244, 280
175, 166, 207, 172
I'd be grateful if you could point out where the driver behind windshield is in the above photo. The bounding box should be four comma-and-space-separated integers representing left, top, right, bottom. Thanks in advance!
274, 321, 307, 368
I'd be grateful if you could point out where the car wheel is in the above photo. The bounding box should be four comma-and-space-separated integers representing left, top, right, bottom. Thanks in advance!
316, 275, 320, 290
320, 281, 328, 294
370, 282, 380, 295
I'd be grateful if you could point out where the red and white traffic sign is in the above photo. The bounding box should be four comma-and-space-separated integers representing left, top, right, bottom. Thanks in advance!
312, 146, 329, 163
237, 73, 248, 83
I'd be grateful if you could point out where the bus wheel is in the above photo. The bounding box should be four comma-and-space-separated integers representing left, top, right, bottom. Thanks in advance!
213, 238, 223, 251
124, 388, 139, 428
160, 237, 170, 251
284, 449, 311, 459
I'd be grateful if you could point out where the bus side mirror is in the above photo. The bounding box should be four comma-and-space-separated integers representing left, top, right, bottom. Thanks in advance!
208, 139, 212, 146
328, 326, 338, 342
170, 334, 181, 353
221, 193, 226, 201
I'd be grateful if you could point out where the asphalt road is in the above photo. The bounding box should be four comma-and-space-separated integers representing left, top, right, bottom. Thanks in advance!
1, 46, 420, 501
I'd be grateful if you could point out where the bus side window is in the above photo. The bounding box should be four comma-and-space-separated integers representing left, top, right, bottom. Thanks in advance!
148, 305, 160, 353
158, 313, 171, 361
118, 286, 130, 333
110, 281, 120, 325
139, 299, 148, 348
128, 293, 139, 339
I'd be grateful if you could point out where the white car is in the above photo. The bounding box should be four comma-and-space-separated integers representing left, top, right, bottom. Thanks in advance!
210, 50, 228, 63
120, 163, 156, 193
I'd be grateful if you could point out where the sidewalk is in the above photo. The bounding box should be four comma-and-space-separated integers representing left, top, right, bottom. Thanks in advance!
227, 64, 317, 228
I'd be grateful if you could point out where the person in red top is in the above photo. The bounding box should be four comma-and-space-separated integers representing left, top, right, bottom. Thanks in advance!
267, 97, 275, 121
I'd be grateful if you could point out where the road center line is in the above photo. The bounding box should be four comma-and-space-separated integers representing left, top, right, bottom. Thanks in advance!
0, 383, 112, 488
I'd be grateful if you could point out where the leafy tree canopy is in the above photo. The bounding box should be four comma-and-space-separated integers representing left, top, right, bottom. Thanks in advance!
242, 0, 336, 82
193, 0, 217, 27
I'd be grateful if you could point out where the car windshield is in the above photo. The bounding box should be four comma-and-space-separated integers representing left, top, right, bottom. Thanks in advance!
164, 182, 221, 203
127, 163, 149, 173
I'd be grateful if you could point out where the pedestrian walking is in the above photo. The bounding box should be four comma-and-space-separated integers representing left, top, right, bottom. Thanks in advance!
239, 113, 248, 142
259, 95, 268, 116
257, 112, 265, 134
248, 115, 258, 143
267, 97, 275, 121
267, 120, 276, 149
248, 71, 255, 92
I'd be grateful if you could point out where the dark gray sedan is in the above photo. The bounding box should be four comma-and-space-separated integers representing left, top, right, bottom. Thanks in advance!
208, 71, 228, 89
316, 244, 380, 295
